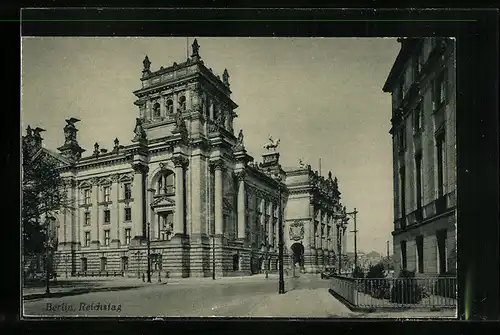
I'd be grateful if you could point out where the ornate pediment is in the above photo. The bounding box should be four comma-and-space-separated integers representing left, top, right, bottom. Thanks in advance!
151, 196, 175, 208
31, 148, 70, 168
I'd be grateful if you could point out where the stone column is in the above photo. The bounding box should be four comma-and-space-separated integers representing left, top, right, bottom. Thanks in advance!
236, 172, 246, 241
172, 156, 189, 237
90, 178, 100, 249
111, 174, 120, 247
268, 202, 274, 251
160, 95, 165, 117
132, 164, 146, 239
213, 161, 224, 236
315, 208, 322, 271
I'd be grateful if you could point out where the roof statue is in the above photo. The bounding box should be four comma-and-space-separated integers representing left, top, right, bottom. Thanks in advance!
33, 127, 45, 140
191, 39, 200, 57
299, 158, 306, 169
143, 55, 151, 72
328, 171, 332, 180
132, 118, 147, 142
114, 137, 119, 147
263, 135, 280, 152
234, 129, 245, 151
26, 125, 33, 137
63, 118, 80, 144
93, 142, 100, 156
222, 69, 230, 86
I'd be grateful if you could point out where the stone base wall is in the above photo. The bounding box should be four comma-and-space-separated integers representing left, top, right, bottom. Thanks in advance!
52, 240, 282, 278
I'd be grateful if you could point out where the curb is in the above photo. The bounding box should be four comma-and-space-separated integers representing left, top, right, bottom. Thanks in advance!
327, 289, 456, 314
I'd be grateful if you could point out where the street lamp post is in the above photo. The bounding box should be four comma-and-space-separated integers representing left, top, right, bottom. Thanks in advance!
147, 222, 151, 283
135, 251, 141, 279
212, 233, 216, 280
44, 215, 55, 295
346, 208, 359, 270
274, 172, 285, 294
64, 254, 69, 278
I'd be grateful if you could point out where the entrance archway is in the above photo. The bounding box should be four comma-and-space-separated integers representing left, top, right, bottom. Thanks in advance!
291, 243, 305, 268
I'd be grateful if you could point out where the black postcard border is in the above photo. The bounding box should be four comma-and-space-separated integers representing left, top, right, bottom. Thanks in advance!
5, 6, 500, 334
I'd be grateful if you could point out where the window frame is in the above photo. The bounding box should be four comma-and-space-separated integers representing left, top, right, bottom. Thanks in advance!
125, 228, 131, 245
124, 207, 132, 222
104, 230, 110, 246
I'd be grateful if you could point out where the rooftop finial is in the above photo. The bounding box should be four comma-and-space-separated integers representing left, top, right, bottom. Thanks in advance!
191, 38, 200, 58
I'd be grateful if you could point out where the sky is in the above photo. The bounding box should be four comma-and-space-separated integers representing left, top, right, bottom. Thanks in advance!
21, 37, 401, 255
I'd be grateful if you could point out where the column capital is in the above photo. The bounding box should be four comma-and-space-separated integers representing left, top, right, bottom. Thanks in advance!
172, 155, 189, 168
209, 160, 225, 171
132, 163, 149, 174
234, 170, 246, 181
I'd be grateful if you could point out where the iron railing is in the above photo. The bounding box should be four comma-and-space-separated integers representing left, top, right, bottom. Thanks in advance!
330, 275, 457, 310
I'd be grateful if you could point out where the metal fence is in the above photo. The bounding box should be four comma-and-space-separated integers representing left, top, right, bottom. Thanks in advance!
330, 275, 457, 310
74, 271, 125, 278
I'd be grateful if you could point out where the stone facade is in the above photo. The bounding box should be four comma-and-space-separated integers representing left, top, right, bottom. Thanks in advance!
24, 40, 348, 278
383, 37, 457, 277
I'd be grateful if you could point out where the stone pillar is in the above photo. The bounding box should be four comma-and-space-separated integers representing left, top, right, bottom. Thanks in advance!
214, 161, 224, 237
236, 172, 246, 240
172, 156, 189, 237
90, 178, 100, 249
131, 164, 146, 239
160, 95, 165, 117
111, 174, 120, 247
268, 202, 274, 251
317, 210, 324, 271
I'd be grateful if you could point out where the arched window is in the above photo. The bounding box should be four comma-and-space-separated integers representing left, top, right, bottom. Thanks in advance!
178, 95, 186, 112
166, 99, 173, 114
153, 102, 161, 118
157, 170, 175, 195
81, 257, 88, 272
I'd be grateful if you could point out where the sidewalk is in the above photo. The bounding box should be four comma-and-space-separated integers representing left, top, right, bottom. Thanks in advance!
22, 273, 285, 300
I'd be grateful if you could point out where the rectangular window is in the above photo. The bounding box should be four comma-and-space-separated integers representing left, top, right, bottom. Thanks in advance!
103, 186, 111, 202
84, 189, 91, 205
399, 166, 406, 220
84, 212, 91, 226
416, 235, 424, 273
433, 70, 446, 112
104, 230, 110, 246
415, 153, 423, 210
125, 228, 131, 245
100, 257, 107, 272
124, 207, 132, 221
413, 102, 423, 133
436, 134, 445, 198
104, 209, 110, 223
121, 257, 128, 271
401, 240, 407, 270
437, 230, 447, 273
124, 183, 132, 200
85, 232, 91, 247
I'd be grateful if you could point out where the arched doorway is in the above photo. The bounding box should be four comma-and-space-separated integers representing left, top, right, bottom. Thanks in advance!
291, 243, 305, 268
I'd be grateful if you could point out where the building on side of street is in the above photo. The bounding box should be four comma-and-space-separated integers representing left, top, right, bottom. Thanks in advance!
22, 39, 349, 278
383, 37, 456, 277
